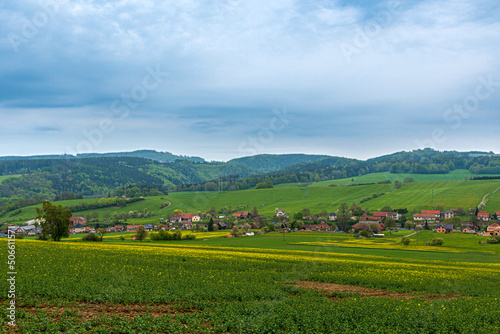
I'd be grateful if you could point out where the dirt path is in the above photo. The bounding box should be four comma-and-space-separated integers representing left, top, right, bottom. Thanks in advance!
401, 231, 418, 238
479, 185, 500, 207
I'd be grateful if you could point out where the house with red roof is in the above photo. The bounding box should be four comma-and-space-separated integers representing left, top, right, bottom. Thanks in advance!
477, 211, 490, 222
372, 212, 388, 219
303, 222, 331, 232
169, 215, 182, 224
180, 213, 196, 222
495, 212, 500, 220
359, 214, 382, 223
126, 225, 140, 231
485, 223, 500, 236
414, 210, 441, 221
232, 211, 250, 219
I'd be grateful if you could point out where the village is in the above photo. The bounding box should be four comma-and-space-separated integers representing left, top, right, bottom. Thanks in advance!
3, 207, 500, 239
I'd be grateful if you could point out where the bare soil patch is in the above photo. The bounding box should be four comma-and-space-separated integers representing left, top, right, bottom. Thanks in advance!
293, 281, 464, 301
17, 301, 199, 321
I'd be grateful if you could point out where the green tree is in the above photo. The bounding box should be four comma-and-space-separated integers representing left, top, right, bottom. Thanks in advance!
208, 218, 214, 232
349, 203, 364, 216
36, 200, 71, 241
381, 206, 392, 212
135, 225, 148, 241
97, 228, 107, 241
384, 216, 397, 231
339, 203, 349, 215
252, 206, 259, 217
294, 212, 303, 221
302, 208, 311, 217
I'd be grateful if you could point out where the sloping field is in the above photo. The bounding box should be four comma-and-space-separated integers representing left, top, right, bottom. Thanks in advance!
366, 180, 500, 210
5, 179, 500, 222
310, 169, 492, 187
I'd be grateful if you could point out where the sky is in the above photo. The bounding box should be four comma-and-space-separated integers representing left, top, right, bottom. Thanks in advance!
1, 0, 499, 161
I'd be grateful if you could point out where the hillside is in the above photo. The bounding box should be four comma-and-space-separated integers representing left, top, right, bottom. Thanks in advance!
0, 149, 205, 163
6, 179, 500, 222
227, 154, 332, 173
1, 148, 500, 217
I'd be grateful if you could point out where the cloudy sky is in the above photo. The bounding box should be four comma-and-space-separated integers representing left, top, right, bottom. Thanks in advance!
1, 0, 499, 161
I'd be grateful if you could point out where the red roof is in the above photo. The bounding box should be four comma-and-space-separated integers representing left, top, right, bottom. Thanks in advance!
489, 223, 499, 228
180, 213, 196, 219
359, 214, 382, 222
495, 212, 500, 216
413, 214, 422, 218
478, 211, 490, 218
373, 212, 388, 217
232, 211, 249, 217
422, 210, 440, 215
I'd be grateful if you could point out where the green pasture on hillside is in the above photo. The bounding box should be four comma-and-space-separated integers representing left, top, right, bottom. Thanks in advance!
4, 179, 500, 222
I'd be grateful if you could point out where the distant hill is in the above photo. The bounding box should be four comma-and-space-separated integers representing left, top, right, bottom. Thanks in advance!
1, 148, 500, 202
227, 154, 332, 173
0, 150, 205, 163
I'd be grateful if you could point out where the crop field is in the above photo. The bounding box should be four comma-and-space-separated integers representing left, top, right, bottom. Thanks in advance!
310, 169, 489, 187
1, 232, 500, 333
5, 179, 500, 223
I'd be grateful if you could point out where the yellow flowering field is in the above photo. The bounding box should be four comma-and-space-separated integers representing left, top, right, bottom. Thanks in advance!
0, 237, 499, 333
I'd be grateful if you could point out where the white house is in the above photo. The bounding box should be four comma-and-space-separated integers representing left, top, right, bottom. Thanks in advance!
328, 213, 337, 221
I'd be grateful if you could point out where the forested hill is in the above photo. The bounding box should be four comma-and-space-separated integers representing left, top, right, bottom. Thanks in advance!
227, 154, 332, 173
1, 148, 500, 199
172, 149, 500, 192
0, 157, 259, 200
0, 150, 205, 163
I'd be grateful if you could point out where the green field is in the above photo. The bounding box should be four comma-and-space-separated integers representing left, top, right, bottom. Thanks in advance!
310, 169, 493, 187
1, 232, 499, 333
4, 178, 500, 223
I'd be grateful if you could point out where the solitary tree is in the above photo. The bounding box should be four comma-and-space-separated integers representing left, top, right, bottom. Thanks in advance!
208, 218, 214, 232
135, 225, 148, 241
36, 200, 71, 241
97, 228, 107, 241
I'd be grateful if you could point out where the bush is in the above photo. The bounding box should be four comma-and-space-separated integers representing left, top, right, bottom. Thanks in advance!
359, 230, 371, 238
402, 238, 411, 246
485, 236, 500, 244
182, 234, 196, 240
38, 234, 48, 241
427, 237, 445, 246
16, 233, 25, 239
82, 233, 101, 241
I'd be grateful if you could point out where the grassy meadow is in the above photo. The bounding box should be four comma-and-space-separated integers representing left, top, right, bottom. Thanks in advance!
4, 176, 500, 224
1, 231, 499, 333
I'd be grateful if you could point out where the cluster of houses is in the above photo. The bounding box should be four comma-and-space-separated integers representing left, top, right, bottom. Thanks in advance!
435, 222, 500, 236
413, 209, 499, 222
3, 206, 500, 238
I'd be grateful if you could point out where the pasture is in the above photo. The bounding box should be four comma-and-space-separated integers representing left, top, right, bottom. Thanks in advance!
1, 231, 499, 333
4, 179, 500, 223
